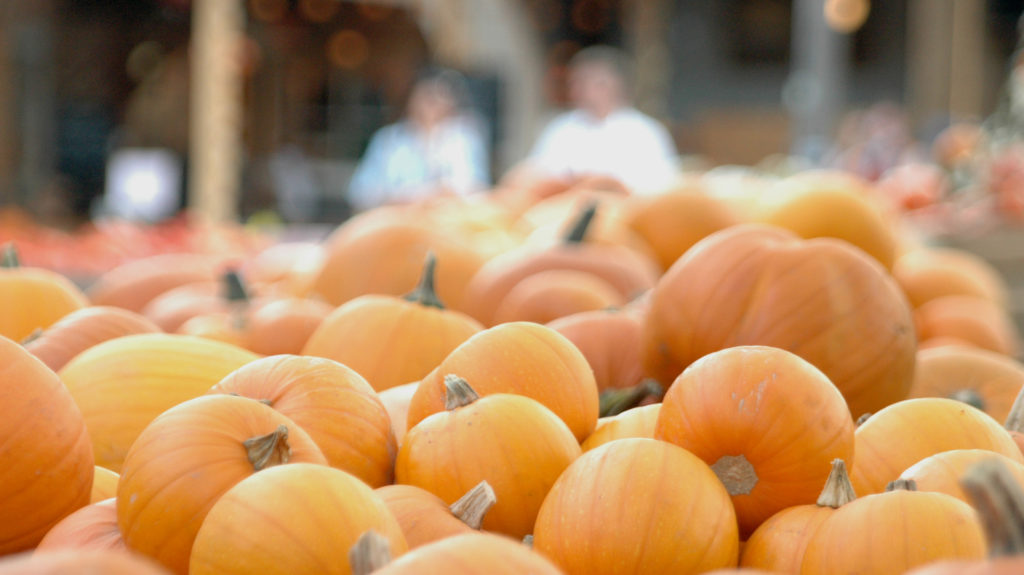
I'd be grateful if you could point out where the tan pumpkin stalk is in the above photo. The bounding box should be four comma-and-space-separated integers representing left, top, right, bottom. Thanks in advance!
350, 531, 394, 575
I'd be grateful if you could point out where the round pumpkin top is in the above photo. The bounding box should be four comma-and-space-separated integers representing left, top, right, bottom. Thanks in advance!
371, 532, 564, 575
0, 246, 89, 342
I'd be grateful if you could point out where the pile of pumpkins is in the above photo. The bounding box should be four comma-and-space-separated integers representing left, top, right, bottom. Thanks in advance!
3, 168, 1024, 574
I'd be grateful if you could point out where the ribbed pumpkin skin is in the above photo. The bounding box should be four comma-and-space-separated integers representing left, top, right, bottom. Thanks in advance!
548, 309, 645, 392
851, 398, 1024, 495
580, 404, 660, 452
655, 346, 855, 537
90, 467, 119, 504
302, 295, 482, 392
909, 345, 1024, 423
208, 355, 397, 487
396, 393, 581, 539
406, 322, 599, 442
36, 499, 124, 553
0, 336, 94, 555
740, 504, 835, 574
642, 224, 916, 419
116, 395, 327, 575
533, 438, 739, 575
0, 549, 172, 575
23, 306, 161, 373
373, 532, 565, 575
189, 463, 408, 575
376, 484, 474, 549
59, 333, 260, 472
0, 265, 88, 342
800, 490, 986, 575
898, 449, 1024, 504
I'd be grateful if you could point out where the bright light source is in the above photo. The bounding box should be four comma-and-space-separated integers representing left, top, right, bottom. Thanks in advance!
824, 0, 870, 34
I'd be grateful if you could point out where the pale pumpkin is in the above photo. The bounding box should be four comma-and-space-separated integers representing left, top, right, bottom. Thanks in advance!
580, 404, 661, 452
898, 449, 1024, 505
378, 382, 418, 446
376, 482, 496, 549
892, 247, 1009, 309
548, 309, 645, 392
90, 467, 119, 504
909, 345, 1024, 423
36, 498, 124, 553
490, 269, 624, 325
369, 532, 564, 575
915, 295, 1020, 356
0, 549, 171, 575
22, 306, 160, 373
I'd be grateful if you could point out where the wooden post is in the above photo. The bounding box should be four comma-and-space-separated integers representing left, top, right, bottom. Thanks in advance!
624, 0, 672, 121
949, 0, 986, 120
190, 0, 244, 224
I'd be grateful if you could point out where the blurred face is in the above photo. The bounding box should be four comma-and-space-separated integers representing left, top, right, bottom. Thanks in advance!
408, 80, 456, 131
568, 61, 624, 119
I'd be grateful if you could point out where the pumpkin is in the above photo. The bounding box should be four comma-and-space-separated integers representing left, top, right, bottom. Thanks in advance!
142, 270, 255, 333
60, 333, 259, 472
519, 188, 655, 258
914, 295, 1020, 356
379, 382, 418, 446
176, 312, 249, 348
189, 463, 407, 575
303, 253, 483, 392
655, 346, 855, 536
244, 297, 333, 355
0, 336, 93, 555
740, 459, 857, 573
0, 244, 88, 342
22, 306, 161, 373
533, 438, 739, 574
406, 322, 599, 442
36, 499, 124, 553
117, 394, 327, 575
643, 223, 916, 419
368, 532, 564, 575
909, 345, 1024, 423
91, 467, 119, 504
548, 309, 645, 392
850, 397, 1024, 495
800, 480, 986, 574
899, 449, 1024, 505
491, 269, 624, 325
87, 253, 221, 312
0, 549, 171, 575
376, 482, 496, 549
208, 355, 397, 487
1006, 385, 1024, 455
396, 376, 581, 538
892, 247, 1009, 309
580, 404, 661, 452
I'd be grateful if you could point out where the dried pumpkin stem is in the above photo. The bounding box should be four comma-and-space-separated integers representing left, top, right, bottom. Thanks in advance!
563, 201, 598, 244
243, 424, 291, 471
1005, 384, 1024, 432
522, 534, 534, 548
20, 328, 44, 346
816, 459, 857, 508
444, 374, 480, 410
960, 458, 1024, 557
349, 530, 392, 575
855, 413, 872, 426
223, 269, 250, 304
449, 480, 497, 529
599, 379, 664, 417
1, 243, 19, 268
885, 478, 917, 492
711, 454, 758, 496
403, 251, 444, 310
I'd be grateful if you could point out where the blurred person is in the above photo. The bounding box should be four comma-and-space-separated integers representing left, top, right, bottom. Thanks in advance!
347, 67, 490, 212
526, 45, 680, 194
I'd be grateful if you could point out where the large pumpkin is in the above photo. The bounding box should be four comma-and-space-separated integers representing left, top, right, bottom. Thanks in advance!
547, 308, 645, 392
533, 438, 739, 574
59, 333, 259, 472
189, 463, 407, 575
208, 355, 397, 487
36, 499, 124, 553
406, 321, 599, 442
898, 449, 1024, 505
116, 395, 327, 575
376, 482, 496, 549
850, 397, 1024, 495
643, 223, 916, 419
0, 549, 171, 575
396, 377, 580, 539
0, 336, 94, 555
370, 532, 564, 575
655, 346, 855, 536
909, 345, 1024, 423
22, 306, 161, 373
0, 244, 89, 342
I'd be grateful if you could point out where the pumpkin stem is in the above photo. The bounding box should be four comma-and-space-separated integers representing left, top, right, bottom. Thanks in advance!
522, 534, 534, 548
950, 389, 986, 413
855, 412, 872, 426
960, 458, 1024, 557
403, 251, 444, 310
444, 374, 480, 410
449, 480, 497, 529
20, 328, 44, 346
816, 459, 857, 508
711, 454, 758, 496
349, 530, 392, 575
223, 269, 250, 304
599, 379, 664, 417
1, 243, 19, 268
563, 201, 598, 244
243, 424, 291, 471
885, 478, 918, 492
1005, 384, 1024, 433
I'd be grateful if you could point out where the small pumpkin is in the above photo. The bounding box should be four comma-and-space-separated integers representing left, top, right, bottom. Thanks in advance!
142, 270, 254, 333
914, 295, 1020, 356
533, 438, 739, 574
87, 252, 221, 312
36, 498, 124, 553
244, 297, 333, 355
909, 345, 1024, 424
189, 463, 407, 575
892, 247, 1009, 309
22, 306, 161, 373
0, 244, 89, 342
376, 482, 497, 549
548, 309, 645, 392
367, 532, 564, 575
580, 404, 661, 452
0, 549, 171, 575
899, 449, 1024, 505
91, 467, 119, 504
491, 269, 624, 325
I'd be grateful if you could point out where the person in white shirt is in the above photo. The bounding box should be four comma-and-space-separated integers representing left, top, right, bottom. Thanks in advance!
348, 68, 490, 212
527, 45, 680, 195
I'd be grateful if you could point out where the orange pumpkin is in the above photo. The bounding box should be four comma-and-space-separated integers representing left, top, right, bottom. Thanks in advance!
655, 346, 855, 536
208, 355, 397, 487
801, 480, 986, 574
893, 247, 1009, 309
244, 297, 333, 355
176, 312, 249, 348
36, 499, 124, 553
898, 449, 1024, 505
850, 398, 1024, 495
90, 467, 119, 504
117, 394, 327, 575
914, 295, 1020, 356
406, 321, 599, 442
22, 306, 161, 373
370, 532, 564, 575
740, 459, 857, 573
0, 336, 93, 555
378, 382, 418, 446
59, 333, 259, 472
643, 223, 916, 419
909, 345, 1024, 423
0, 244, 88, 342
548, 309, 645, 392
376, 482, 496, 549
303, 253, 483, 392
87, 253, 221, 312
0, 549, 171, 575
519, 188, 655, 259
533, 438, 739, 574
142, 270, 257, 333
396, 376, 581, 538
580, 404, 661, 452
189, 463, 407, 575
491, 269, 624, 325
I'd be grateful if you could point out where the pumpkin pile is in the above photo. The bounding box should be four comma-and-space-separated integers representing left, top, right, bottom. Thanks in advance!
3, 168, 1024, 574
